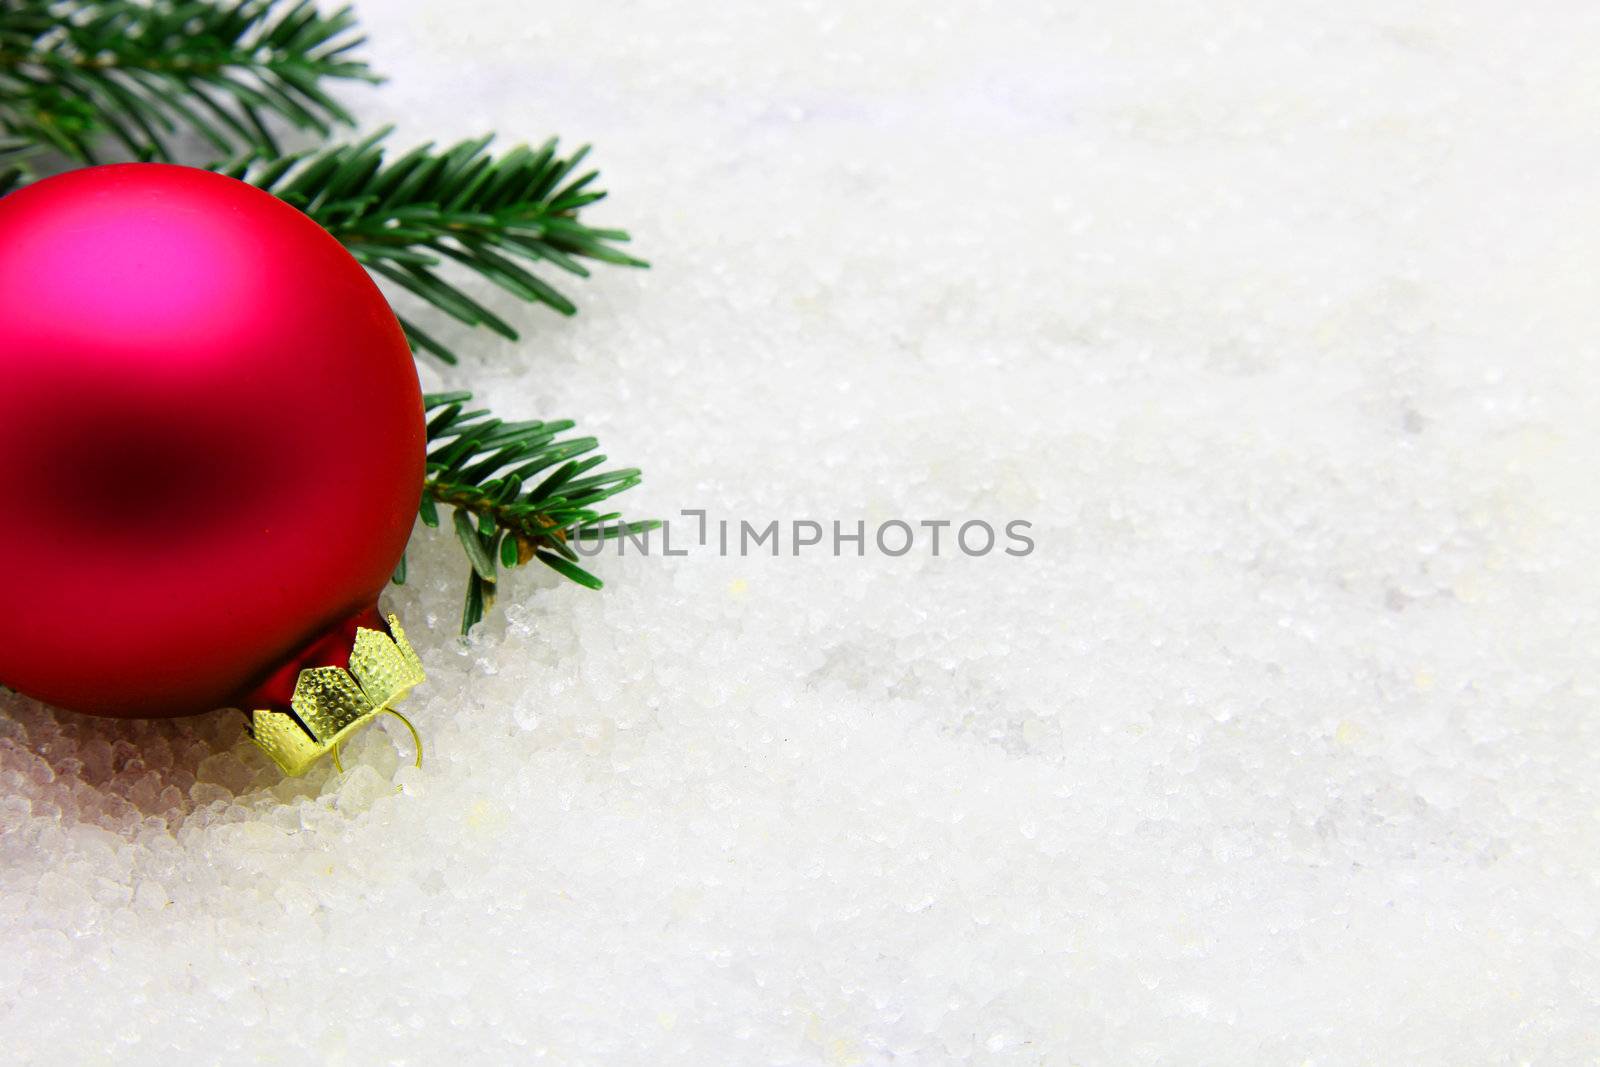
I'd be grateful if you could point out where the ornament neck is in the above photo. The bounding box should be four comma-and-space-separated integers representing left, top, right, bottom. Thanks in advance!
235, 602, 386, 712
243, 610, 427, 777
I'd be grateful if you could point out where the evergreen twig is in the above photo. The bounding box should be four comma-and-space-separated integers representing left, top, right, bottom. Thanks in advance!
222, 126, 647, 364
0, 0, 373, 170
410, 392, 658, 634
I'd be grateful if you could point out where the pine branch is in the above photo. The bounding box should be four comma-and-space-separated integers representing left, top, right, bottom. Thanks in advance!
221, 126, 647, 365
0, 0, 373, 171
406, 392, 658, 634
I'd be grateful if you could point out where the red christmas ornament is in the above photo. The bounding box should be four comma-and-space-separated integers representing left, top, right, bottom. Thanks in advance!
0, 164, 425, 729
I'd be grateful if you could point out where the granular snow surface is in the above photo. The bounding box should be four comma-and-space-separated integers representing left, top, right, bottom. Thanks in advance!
4, 2, 1600, 1063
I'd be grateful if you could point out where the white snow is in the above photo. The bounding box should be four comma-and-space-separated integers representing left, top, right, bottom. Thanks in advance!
5, 2, 1600, 1063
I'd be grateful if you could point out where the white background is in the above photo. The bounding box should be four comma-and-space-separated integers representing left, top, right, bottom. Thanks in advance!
4, 2, 1600, 1063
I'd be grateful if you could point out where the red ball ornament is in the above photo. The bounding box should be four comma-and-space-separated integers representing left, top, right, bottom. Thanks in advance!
0, 164, 425, 724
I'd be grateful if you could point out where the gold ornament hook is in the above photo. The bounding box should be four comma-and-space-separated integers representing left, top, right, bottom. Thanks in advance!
329, 710, 421, 775
384, 708, 425, 768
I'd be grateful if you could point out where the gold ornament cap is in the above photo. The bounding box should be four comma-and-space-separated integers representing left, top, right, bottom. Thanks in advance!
248, 613, 426, 776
